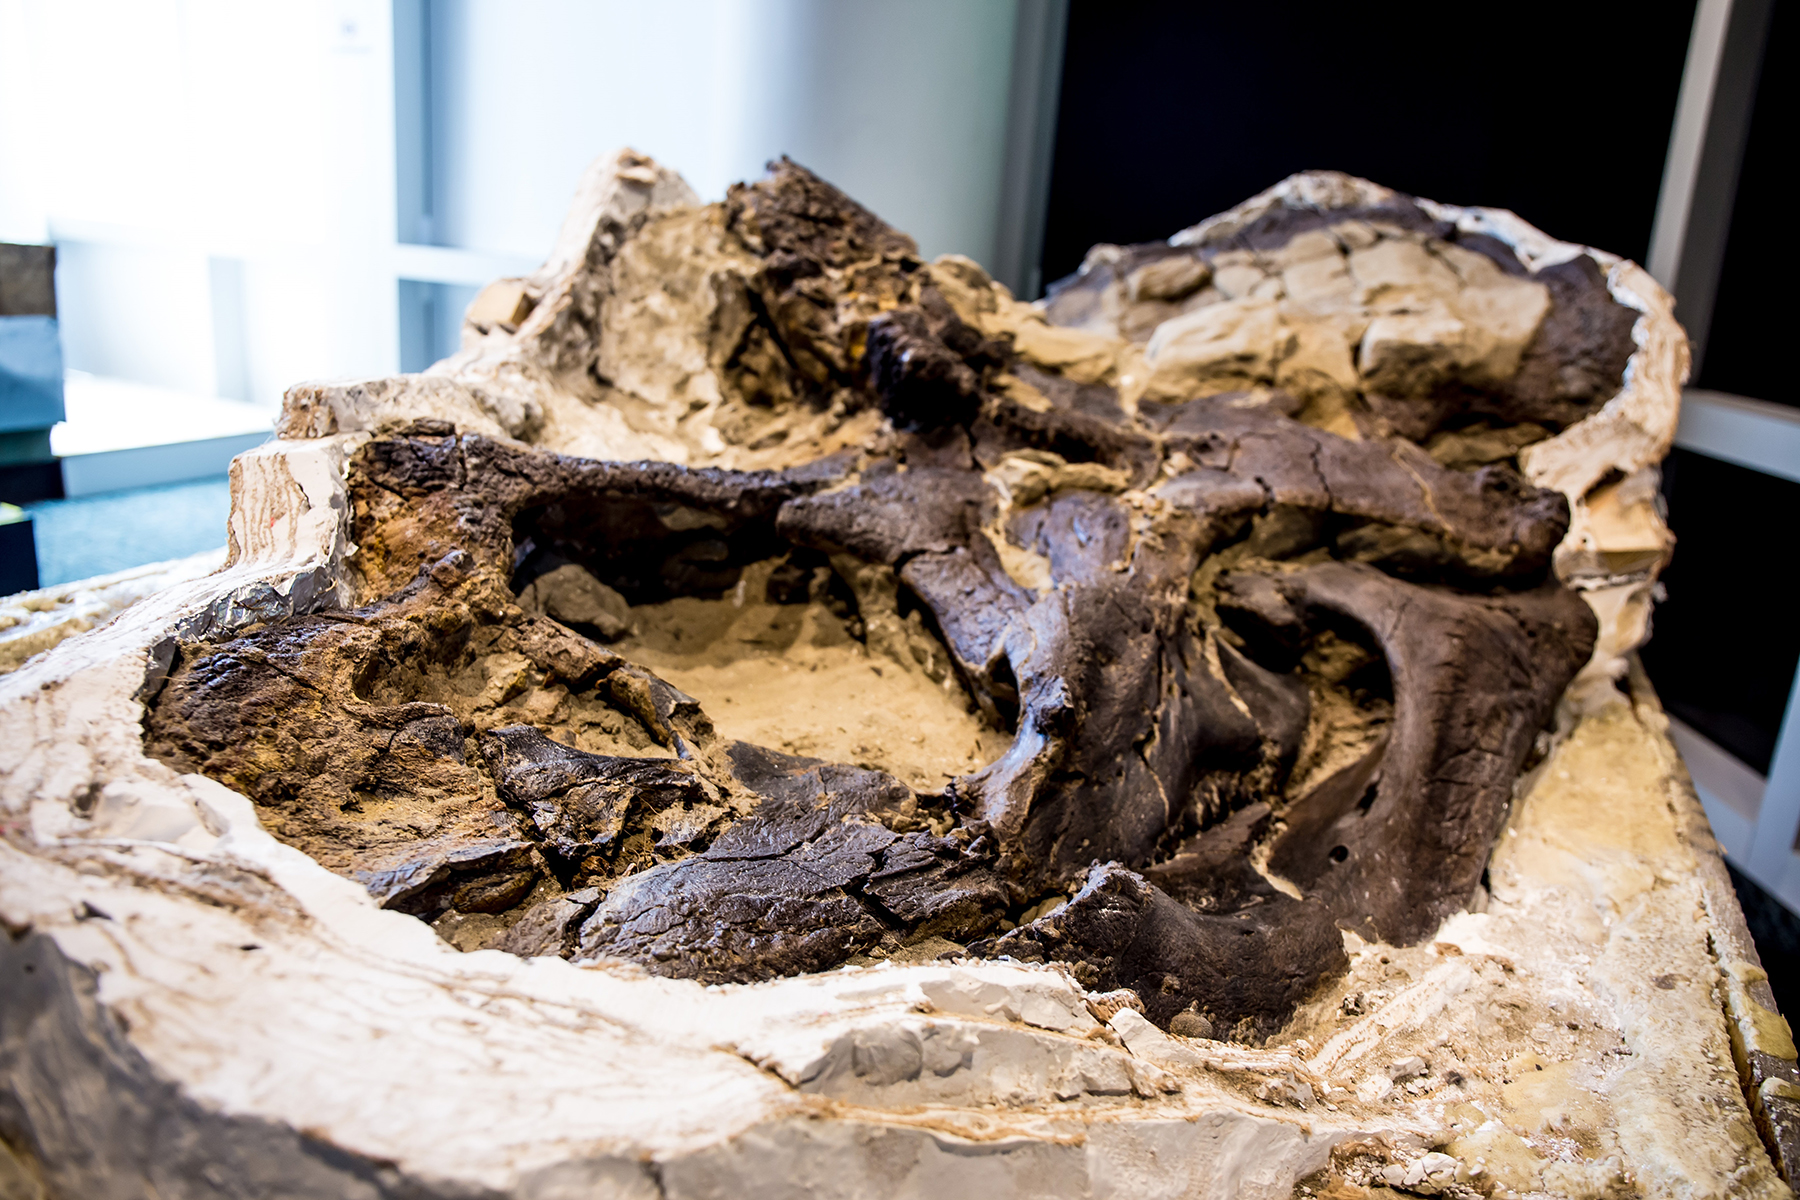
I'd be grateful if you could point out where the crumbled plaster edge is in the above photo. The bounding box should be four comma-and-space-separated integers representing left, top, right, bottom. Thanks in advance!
1625, 656, 1800, 1184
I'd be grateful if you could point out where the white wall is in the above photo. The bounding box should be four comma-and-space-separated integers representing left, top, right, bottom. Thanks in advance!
0, 0, 393, 404
52, 243, 216, 392
427, 0, 1018, 264
0, 2, 339, 246
0, 0, 1023, 409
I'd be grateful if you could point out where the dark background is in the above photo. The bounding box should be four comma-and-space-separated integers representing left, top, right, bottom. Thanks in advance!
1644, 449, 1800, 775
1040, 0, 1798, 994
1041, 0, 1699, 283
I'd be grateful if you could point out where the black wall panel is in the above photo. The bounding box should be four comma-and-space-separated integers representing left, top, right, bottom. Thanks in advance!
1041, 0, 1697, 284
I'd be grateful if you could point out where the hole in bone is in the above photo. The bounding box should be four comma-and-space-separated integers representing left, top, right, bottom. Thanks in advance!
513, 494, 778, 606
1303, 624, 1393, 708
1241, 505, 1326, 560
986, 653, 1022, 735
1580, 466, 1628, 503
1281, 628, 1395, 804
510, 502, 1011, 794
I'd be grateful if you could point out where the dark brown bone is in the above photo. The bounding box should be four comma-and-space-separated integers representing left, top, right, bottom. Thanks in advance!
150, 421, 1583, 1020
864, 289, 1011, 432
142, 554, 549, 919
725, 156, 921, 398
976, 857, 1348, 1042
144, 440, 848, 913
1150, 395, 1571, 583
973, 393, 1163, 486
574, 744, 1006, 981
1220, 562, 1598, 943
977, 802, 1350, 1040
480, 725, 715, 859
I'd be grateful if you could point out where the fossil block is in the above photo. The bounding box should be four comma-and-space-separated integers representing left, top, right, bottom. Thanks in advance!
2, 151, 1793, 1198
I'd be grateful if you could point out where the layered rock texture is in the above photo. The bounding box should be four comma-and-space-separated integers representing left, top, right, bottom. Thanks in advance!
8, 153, 1793, 1199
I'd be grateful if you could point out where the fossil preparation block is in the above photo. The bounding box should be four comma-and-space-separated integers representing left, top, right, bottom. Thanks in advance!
2, 153, 1795, 1200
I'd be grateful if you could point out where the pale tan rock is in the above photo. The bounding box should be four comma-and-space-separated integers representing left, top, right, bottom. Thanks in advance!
1273, 308, 1365, 423
929, 252, 1006, 307
1357, 301, 1473, 395
1210, 260, 1268, 301
1125, 254, 1210, 302
992, 370, 1055, 413
277, 373, 543, 442
1049, 193, 1549, 419
1280, 248, 1359, 313
1347, 237, 1465, 309
1145, 295, 1292, 398
1560, 466, 1669, 580
1476, 689, 1789, 1198
465, 279, 536, 332
1007, 316, 1125, 386
1442, 251, 1553, 386
1351, 241, 1550, 397
1264, 227, 1342, 270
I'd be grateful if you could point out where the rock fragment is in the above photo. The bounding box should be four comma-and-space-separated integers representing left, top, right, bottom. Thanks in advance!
518, 562, 634, 640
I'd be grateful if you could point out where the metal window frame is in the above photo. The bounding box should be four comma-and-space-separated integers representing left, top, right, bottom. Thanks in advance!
1650, 0, 1798, 911
992, 0, 1070, 302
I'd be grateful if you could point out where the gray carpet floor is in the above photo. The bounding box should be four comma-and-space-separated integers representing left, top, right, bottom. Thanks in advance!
24, 476, 231, 587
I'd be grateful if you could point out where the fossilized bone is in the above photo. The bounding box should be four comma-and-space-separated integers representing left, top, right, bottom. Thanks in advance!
140, 155, 1644, 1041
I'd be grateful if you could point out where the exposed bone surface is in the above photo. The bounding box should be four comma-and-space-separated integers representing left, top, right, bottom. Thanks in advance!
7, 153, 1789, 1198
1227, 563, 1596, 943
140, 162, 1604, 1038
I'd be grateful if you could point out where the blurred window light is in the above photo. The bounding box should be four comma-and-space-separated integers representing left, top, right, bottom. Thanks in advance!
1, 0, 1039, 585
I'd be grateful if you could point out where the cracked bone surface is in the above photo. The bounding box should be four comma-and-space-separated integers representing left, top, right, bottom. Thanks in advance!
3, 152, 1794, 1199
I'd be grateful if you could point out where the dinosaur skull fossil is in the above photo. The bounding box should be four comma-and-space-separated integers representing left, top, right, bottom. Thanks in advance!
143, 157, 1633, 1033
